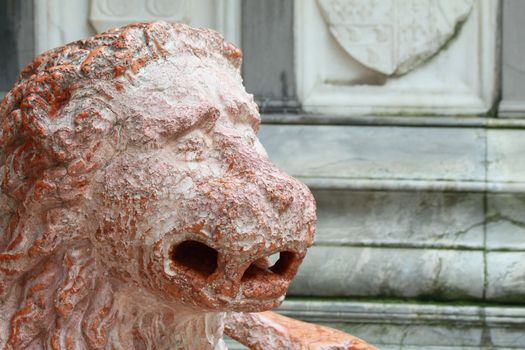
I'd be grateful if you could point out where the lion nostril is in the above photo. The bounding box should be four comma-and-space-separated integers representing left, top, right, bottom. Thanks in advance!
241, 251, 297, 282
269, 251, 296, 275
171, 240, 218, 278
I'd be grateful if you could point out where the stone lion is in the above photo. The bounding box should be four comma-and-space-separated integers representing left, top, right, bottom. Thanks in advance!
0, 22, 374, 350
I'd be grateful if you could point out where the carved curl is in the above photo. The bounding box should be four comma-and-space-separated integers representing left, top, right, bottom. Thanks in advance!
0, 22, 244, 349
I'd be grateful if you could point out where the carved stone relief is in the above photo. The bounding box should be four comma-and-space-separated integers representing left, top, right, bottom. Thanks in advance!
317, 0, 473, 75
90, 0, 190, 32
34, 0, 240, 57
297, 0, 497, 115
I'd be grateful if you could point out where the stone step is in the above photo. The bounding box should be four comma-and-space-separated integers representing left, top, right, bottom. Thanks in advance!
258, 124, 525, 193
277, 299, 525, 349
285, 187, 525, 302
259, 124, 525, 302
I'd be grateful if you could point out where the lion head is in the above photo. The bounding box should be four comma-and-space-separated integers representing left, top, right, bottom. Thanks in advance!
0, 22, 316, 349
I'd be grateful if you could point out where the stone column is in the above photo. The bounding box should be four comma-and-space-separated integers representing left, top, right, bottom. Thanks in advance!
499, 0, 525, 118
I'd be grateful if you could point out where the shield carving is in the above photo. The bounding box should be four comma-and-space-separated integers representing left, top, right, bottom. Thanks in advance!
317, 0, 473, 76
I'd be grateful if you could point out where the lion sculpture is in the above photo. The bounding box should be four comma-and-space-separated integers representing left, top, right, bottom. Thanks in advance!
0, 22, 375, 350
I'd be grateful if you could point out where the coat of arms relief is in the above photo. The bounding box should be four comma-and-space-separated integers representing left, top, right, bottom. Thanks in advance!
317, 0, 473, 76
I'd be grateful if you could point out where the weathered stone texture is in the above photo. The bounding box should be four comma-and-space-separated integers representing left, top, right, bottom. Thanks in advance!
0, 21, 374, 350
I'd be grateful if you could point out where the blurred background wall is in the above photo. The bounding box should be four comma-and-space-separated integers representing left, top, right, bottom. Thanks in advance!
1, 1, 525, 349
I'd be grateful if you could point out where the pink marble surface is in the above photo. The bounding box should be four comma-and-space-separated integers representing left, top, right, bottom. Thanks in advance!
0, 21, 374, 350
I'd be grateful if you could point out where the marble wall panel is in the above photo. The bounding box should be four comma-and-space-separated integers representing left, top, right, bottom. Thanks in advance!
486, 252, 525, 302
486, 194, 525, 250
314, 189, 484, 249
487, 129, 525, 183
259, 125, 486, 182
289, 247, 484, 300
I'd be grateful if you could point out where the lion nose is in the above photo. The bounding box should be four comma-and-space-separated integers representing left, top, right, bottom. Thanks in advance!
170, 240, 219, 278
169, 240, 303, 299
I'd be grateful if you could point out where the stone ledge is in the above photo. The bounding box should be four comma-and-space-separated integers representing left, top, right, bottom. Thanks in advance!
293, 188, 525, 300
225, 299, 525, 349
276, 299, 525, 349
224, 340, 522, 350
261, 113, 525, 128
259, 124, 525, 188
301, 176, 525, 194
498, 100, 525, 119
290, 247, 485, 300
291, 247, 525, 302
373, 347, 519, 350
278, 300, 525, 327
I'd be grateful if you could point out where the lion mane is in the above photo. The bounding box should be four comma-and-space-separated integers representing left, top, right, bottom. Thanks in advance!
0, 22, 243, 349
